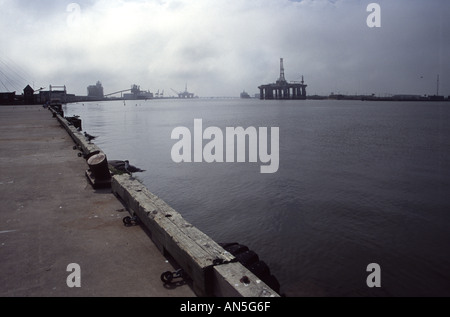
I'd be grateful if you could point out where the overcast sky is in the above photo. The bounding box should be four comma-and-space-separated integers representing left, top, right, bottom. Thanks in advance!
0, 0, 449, 97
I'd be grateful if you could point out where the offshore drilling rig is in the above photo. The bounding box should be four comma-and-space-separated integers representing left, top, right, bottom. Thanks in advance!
258, 58, 307, 100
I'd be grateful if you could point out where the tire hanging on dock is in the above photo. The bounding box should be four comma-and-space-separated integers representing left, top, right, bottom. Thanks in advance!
219, 243, 281, 294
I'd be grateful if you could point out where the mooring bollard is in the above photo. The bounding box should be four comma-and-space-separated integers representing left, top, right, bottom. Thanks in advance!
86, 153, 112, 189
87, 153, 111, 181
73, 118, 82, 131
65, 116, 82, 131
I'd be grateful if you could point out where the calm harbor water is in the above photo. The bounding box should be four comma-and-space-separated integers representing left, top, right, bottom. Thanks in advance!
65, 99, 450, 297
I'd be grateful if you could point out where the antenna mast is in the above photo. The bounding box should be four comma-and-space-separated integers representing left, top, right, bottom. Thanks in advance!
278, 58, 286, 83
437, 74, 440, 96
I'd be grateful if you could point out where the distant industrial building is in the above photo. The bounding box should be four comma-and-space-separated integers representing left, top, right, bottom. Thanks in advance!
0, 92, 16, 104
0, 84, 64, 105
123, 84, 153, 100
87, 81, 104, 99
49, 85, 68, 103
258, 58, 307, 100
23, 85, 34, 104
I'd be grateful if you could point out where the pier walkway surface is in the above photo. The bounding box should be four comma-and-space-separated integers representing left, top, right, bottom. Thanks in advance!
0, 105, 195, 297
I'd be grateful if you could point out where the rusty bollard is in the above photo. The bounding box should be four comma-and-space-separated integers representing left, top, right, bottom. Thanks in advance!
86, 153, 112, 189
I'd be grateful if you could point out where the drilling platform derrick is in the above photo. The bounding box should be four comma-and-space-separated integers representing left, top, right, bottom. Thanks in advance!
258, 58, 307, 100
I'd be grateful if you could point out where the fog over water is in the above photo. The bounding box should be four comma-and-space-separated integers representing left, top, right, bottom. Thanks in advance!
66, 99, 450, 296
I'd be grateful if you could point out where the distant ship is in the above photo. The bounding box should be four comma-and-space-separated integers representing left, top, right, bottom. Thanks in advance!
240, 90, 251, 99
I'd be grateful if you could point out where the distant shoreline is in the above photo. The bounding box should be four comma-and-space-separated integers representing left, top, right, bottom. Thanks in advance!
1, 94, 450, 106
307, 94, 450, 102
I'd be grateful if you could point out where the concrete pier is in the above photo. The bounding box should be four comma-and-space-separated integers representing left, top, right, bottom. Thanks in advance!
0, 105, 280, 298
0, 105, 195, 297
54, 106, 279, 297
110, 174, 278, 297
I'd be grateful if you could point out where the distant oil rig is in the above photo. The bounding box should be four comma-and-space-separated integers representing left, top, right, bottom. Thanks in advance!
258, 58, 307, 100
171, 84, 196, 99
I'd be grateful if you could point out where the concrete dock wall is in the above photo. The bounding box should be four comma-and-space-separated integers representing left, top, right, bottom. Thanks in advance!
53, 112, 102, 159
51, 107, 279, 297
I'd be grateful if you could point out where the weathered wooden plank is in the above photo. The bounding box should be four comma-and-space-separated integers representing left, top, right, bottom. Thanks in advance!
111, 174, 236, 296
213, 262, 280, 298
114, 175, 234, 261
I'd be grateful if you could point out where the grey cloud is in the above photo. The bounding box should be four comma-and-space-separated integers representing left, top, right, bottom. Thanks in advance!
0, 0, 449, 97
